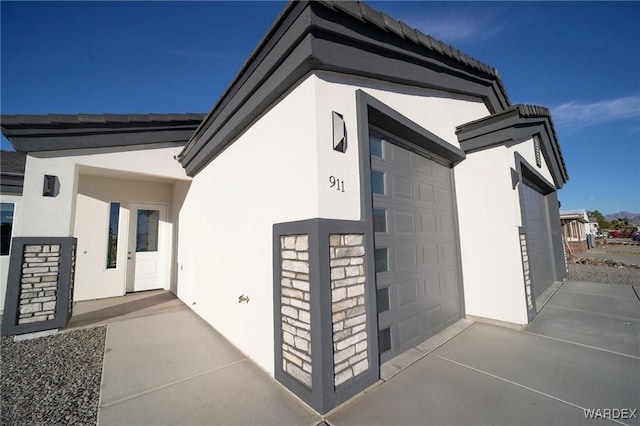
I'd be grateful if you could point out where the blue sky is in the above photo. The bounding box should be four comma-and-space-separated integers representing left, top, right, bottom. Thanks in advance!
1, 1, 639, 215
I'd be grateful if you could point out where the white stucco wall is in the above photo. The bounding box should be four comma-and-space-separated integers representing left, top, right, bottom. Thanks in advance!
1, 193, 22, 314
312, 72, 491, 220
73, 175, 175, 301
517, 136, 555, 187
177, 76, 320, 374
455, 135, 558, 325
18, 143, 187, 238
177, 72, 494, 375
455, 146, 529, 324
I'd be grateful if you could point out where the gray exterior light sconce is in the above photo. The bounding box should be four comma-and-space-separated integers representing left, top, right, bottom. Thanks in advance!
511, 168, 520, 189
332, 111, 347, 153
43, 175, 60, 197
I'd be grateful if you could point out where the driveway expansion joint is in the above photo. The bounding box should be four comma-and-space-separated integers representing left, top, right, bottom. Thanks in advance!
430, 353, 631, 426
545, 303, 640, 323
521, 330, 640, 361
99, 358, 248, 408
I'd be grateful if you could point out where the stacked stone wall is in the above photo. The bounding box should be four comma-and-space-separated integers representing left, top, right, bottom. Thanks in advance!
68, 243, 76, 316
18, 244, 61, 324
519, 234, 534, 313
329, 234, 368, 387
280, 234, 312, 387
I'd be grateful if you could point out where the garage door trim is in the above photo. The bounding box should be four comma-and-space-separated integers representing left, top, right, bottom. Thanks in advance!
514, 152, 565, 320
356, 90, 467, 365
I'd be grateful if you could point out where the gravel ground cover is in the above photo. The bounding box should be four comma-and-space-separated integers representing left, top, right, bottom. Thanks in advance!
1, 326, 106, 426
568, 263, 640, 287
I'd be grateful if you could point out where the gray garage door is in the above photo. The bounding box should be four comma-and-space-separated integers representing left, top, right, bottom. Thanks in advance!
370, 133, 462, 363
522, 182, 554, 301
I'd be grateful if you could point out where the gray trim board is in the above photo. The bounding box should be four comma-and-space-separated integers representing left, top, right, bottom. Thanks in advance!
359, 91, 466, 164
273, 218, 379, 414
180, 0, 511, 176
456, 104, 568, 188
1, 114, 205, 153
2, 237, 77, 336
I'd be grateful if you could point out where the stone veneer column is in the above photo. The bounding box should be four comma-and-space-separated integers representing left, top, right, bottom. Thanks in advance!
273, 220, 378, 415
18, 244, 62, 324
329, 234, 368, 386
519, 233, 534, 315
2, 237, 77, 336
280, 234, 312, 387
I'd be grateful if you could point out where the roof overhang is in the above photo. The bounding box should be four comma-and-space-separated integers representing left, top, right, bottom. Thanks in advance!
456, 104, 568, 189
0, 151, 26, 195
560, 215, 588, 223
179, 0, 512, 177
1, 113, 205, 153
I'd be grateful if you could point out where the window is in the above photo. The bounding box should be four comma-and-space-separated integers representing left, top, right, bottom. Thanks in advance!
373, 209, 387, 232
106, 203, 120, 268
136, 209, 160, 252
369, 133, 383, 158
376, 287, 390, 313
374, 248, 388, 273
371, 170, 385, 195
1, 203, 15, 256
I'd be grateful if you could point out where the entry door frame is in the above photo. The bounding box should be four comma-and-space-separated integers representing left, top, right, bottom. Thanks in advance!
126, 202, 169, 293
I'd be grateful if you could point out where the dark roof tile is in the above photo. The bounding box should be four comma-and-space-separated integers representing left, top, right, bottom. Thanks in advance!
1, 113, 206, 127
359, 2, 385, 29
333, 0, 364, 21
381, 12, 404, 37
1, 150, 26, 175
415, 30, 433, 50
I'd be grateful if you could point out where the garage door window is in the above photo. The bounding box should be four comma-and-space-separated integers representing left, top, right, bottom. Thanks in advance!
376, 287, 390, 312
374, 248, 388, 272
373, 209, 387, 232
371, 170, 385, 194
370, 134, 384, 158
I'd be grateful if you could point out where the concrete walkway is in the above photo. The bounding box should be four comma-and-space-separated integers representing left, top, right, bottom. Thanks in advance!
67, 292, 320, 426
67, 282, 640, 426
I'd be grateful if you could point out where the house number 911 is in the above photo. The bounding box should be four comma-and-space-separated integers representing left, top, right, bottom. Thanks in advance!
329, 176, 345, 192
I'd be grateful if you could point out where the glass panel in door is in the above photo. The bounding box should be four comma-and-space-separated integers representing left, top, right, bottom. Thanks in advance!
136, 210, 159, 252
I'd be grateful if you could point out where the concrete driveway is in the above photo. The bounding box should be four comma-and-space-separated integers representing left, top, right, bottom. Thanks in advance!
70, 281, 639, 426
327, 280, 639, 426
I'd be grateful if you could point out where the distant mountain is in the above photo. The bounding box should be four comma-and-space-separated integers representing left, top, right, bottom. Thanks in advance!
605, 211, 640, 224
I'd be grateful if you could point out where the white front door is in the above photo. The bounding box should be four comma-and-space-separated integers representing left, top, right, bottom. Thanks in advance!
127, 203, 167, 292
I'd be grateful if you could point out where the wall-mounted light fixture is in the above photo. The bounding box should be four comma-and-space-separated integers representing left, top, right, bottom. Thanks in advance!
511, 168, 520, 190
332, 111, 347, 153
43, 175, 60, 197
